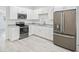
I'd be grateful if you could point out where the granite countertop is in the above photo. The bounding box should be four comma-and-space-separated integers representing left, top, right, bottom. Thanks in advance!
8, 23, 53, 28
27, 23, 53, 28
8, 24, 16, 26
8, 24, 20, 28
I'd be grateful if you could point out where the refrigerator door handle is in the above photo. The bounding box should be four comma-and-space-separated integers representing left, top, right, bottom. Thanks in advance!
54, 33, 75, 39
62, 12, 65, 32
60, 12, 63, 32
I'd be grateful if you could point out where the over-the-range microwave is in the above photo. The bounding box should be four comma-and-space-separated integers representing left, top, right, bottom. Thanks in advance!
17, 13, 27, 19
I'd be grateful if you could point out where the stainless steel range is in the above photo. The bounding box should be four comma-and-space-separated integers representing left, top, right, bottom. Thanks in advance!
16, 22, 29, 39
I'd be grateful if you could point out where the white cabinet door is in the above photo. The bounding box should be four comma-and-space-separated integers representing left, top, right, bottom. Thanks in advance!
47, 28, 53, 40
54, 6, 77, 12
63, 6, 77, 10
29, 25, 38, 36
26, 9, 32, 19
54, 6, 64, 12
41, 27, 53, 41
48, 9, 54, 19
8, 26, 20, 41
36, 8, 49, 14
32, 10, 39, 19
10, 7, 17, 19
37, 9, 43, 14
35, 7, 54, 22
29, 25, 34, 36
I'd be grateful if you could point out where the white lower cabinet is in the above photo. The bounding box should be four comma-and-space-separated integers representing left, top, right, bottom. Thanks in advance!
29, 25, 35, 35
39, 27, 53, 41
29, 25, 53, 41
8, 26, 20, 41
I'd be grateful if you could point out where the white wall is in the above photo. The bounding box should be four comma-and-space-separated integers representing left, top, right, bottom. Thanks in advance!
76, 7, 79, 46
0, 6, 6, 51
0, 6, 6, 33
0, 6, 6, 16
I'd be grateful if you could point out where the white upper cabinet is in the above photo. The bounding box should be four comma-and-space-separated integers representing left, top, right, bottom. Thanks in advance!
54, 6, 64, 12
48, 7, 54, 19
63, 6, 77, 10
30, 10, 39, 19
9, 7, 17, 19
9, 7, 32, 20
54, 6, 77, 12
37, 7, 49, 14
35, 7, 54, 20
9, 6, 77, 20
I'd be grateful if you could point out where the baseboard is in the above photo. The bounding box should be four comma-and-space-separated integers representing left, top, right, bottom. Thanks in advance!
31, 34, 53, 42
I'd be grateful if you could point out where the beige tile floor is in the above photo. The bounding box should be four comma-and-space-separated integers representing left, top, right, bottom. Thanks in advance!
1, 35, 74, 52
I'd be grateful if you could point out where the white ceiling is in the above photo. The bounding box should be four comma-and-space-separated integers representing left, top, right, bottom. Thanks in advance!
20, 6, 51, 10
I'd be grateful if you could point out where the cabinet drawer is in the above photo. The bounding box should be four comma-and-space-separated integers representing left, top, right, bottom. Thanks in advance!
20, 33, 28, 39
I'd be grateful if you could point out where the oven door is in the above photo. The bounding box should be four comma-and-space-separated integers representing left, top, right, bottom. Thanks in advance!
20, 27, 29, 34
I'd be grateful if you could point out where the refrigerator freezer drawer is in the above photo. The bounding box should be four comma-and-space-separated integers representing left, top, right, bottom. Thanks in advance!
54, 33, 76, 51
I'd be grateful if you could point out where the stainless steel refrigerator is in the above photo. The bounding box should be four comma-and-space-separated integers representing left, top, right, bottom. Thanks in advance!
53, 9, 76, 51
